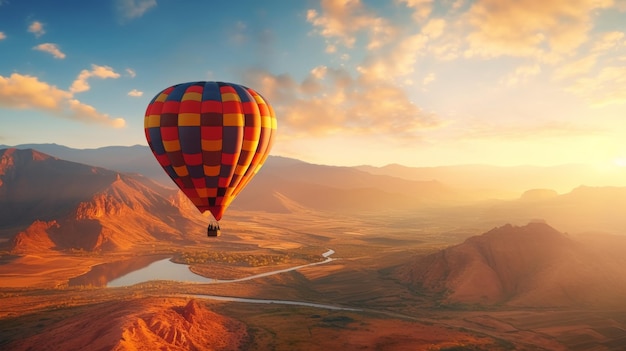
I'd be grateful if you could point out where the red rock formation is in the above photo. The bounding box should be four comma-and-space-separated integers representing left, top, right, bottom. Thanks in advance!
398, 222, 626, 307
2, 148, 203, 253
5, 298, 249, 351
11, 220, 59, 254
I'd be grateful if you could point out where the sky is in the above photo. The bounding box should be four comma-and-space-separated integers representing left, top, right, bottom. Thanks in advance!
1, 0, 626, 168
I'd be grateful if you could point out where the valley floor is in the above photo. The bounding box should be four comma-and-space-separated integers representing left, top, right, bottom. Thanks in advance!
2, 210, 626, 350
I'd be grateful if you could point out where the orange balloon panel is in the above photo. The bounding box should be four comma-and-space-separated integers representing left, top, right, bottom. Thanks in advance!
144, 81, 277, 220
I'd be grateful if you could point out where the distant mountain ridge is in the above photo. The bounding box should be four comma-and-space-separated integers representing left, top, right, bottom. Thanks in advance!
357, 162, 626, 197
1, 144, 460, 214
397, 222, 626, 307
0, 148, 117, 234
3, 144, 626, 236
7, 143, 626, 197
0, 143, 169, 184
233, 156, 457, 214
484, 185, 626, 234
0, 148, 201, 252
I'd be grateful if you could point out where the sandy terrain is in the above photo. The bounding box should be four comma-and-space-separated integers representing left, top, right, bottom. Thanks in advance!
2, 211, 626, 350
0, 254, 105, 288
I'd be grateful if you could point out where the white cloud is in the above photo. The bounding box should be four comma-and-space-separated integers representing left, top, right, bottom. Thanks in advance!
552, 55, 597, 81
502, 64, 542, 86
421, 18, 446, 39
28, 21, 45, 37
592, 31, 625, 54
567, 65, 626, 107
70, 64, 120, 93
298, 0, 455, 141
230, 21, 248, 44
307, 0, 452, 87
451, 0, 465, 10
301, 0, 626, 140
33, 43, 66, 59
307, 0, 396, 51
67, 99, 126, 127
357, 33, 428, 83
126, 68, 136, 78
116, 0, 157, 21
244, 68, 439, 141
128, 89, 143, 97
0, 73, 71, 110
397, 0, 434, 22
0, 73, 125, 127
463, 0, 613, 61
0, 32, 6, 40
550, 30, 626, 104
310, 65, 328, 80
422, 72, 436, 85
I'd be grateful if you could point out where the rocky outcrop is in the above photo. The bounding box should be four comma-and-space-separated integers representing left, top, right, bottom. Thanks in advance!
3, 149, 199, 253
5, 298, 249, 351
397, 222, 626, 307
11, 221, 59, 254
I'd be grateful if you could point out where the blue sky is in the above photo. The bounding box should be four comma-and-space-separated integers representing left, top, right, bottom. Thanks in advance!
1, 0, 626, 168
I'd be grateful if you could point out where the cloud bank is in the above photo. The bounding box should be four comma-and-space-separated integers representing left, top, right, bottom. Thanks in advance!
282, 0, 626, 145
244, 66, 438, 142
0, 72, 125, 128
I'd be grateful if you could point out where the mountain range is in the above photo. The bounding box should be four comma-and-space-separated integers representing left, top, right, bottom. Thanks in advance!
357, 162, 626, 197
0, 144, 461, 215
396, 222, 626, 308
2, 144, 626, 254
5, 143, 626, 198
0, 146, 457, 253
1, 148, 201, 252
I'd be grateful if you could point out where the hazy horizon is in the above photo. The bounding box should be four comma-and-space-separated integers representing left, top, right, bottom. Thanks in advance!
4, 141, 626, 171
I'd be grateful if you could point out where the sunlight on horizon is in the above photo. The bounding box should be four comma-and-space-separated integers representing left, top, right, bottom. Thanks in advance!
614, 157, 626, 168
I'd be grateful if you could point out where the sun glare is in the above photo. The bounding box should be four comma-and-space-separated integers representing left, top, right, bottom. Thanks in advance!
613, 157, 626, 167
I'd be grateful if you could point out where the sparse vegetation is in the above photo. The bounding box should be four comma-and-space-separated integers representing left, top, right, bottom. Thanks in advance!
172, 250, 324, 267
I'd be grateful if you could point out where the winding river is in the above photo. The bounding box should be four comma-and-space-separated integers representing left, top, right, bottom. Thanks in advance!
106, 249, 336, 287
88, 249, 361, 311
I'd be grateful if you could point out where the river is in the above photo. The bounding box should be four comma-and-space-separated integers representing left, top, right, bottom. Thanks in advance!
106, 249, 336, 287
99, 249, 364, 312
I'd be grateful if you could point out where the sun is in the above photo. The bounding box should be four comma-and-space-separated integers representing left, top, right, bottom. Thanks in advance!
613, 157, 626, 167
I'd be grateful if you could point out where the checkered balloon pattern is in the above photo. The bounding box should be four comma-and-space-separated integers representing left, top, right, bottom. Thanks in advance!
144, 81, 277, 221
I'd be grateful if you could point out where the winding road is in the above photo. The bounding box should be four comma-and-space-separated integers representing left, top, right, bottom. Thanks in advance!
188, 249, 363, 311
190, 294, 361, 312
210, 249, 336, 284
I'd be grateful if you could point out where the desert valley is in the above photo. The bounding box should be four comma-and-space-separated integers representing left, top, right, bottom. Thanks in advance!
2, 144, 626, 350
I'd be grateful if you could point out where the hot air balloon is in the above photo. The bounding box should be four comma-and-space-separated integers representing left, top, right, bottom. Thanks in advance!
144, 81, 277, 236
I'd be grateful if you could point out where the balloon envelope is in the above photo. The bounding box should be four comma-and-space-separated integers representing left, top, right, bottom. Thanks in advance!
144, 81, 277, 221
